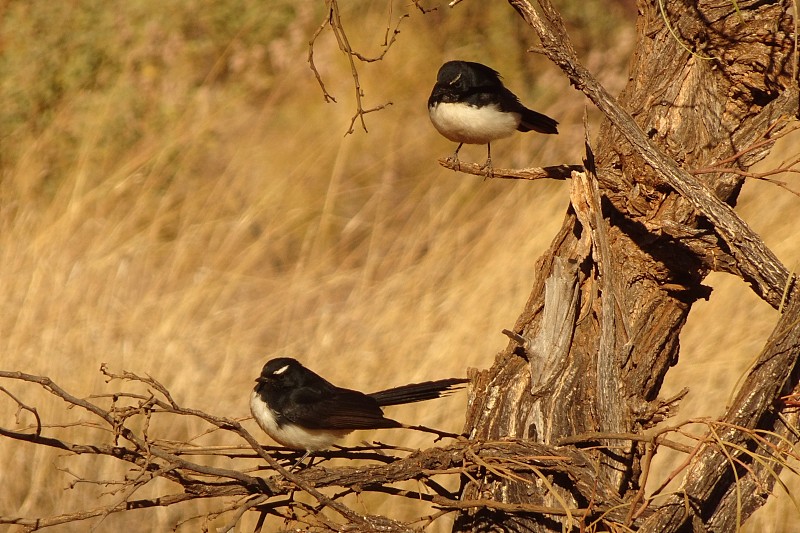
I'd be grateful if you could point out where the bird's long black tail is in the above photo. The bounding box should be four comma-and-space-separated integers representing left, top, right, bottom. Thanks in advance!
518, 108, 559, 135
369, 378, 469, 407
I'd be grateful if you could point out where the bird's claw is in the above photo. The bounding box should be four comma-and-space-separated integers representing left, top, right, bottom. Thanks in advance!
480, 158, 494, 179
445, 154, 461, 172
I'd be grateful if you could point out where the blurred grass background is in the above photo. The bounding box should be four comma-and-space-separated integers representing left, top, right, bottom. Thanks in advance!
0, 1, 798, 531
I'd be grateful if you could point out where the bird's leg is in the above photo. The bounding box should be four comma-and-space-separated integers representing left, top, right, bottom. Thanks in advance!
446, 143, 463, 171
290, 450, 314, 470
480, 143, 494, 178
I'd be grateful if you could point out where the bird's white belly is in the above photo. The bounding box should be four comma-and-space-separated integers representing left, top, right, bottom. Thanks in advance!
249, 391, 348, 451
429, 102, 519, 144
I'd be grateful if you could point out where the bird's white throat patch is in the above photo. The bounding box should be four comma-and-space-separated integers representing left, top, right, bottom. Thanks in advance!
429, 102, 520, 144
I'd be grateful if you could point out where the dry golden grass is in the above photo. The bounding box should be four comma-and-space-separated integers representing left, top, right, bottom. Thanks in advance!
1, 1, 798, 531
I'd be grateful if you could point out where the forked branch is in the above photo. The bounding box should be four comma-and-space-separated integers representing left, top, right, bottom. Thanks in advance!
509, 0, 799, 310
308, 0, 409, 134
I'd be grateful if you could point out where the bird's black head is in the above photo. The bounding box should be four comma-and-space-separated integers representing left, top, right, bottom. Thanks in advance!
255, 357, 338, 394
434, 61, 503, 92
255, 357, 306, 389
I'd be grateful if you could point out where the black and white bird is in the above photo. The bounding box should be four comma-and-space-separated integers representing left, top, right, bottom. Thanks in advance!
428, 60, 558, 170
250, 357, 468, 453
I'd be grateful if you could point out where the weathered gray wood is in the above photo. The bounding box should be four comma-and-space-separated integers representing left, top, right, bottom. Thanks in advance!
528, 256, 580, 395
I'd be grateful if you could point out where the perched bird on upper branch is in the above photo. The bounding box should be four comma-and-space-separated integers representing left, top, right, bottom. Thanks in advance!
428, 60, 558, 172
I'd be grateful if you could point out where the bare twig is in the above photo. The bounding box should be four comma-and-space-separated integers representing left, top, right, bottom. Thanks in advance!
308, 10, 337, 104
307, 0, 407, 134
557, 430, 695, 455
689, 120, 800, 198
0, 385, 42, 436
411, 0, 437, 14
438, 158, 583, 180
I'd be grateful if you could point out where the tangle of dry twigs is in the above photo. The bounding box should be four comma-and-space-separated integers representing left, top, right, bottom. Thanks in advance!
3, 367, 800, 531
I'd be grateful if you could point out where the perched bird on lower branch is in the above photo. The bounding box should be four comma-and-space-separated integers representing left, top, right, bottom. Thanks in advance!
250, 357, 468, 461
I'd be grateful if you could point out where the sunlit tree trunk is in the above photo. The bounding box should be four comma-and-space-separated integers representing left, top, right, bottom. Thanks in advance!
455, 0, 799, 531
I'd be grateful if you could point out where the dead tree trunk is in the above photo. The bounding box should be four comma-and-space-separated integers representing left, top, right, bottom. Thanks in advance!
455, 0, 799, 531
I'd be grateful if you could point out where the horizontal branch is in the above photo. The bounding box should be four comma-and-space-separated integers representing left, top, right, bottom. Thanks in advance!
438, 159, 582, 180
557, 430, 695, 454
430, 495, 591, 516
0, 492, 199, 530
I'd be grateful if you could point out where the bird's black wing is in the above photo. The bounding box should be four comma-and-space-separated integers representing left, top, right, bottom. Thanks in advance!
281, 385, 401, 430
497, 88, 559, 134
369, 378, 469, 407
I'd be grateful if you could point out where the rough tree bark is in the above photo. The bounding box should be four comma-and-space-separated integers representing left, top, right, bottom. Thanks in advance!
455, 0, 799, 531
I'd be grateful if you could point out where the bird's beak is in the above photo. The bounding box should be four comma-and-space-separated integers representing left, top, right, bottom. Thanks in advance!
255, 376, 266, 384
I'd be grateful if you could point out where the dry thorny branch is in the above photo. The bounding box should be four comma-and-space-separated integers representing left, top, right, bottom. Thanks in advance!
308, 0, 408, 135
688, 119, 800, 199
2, 367, 800, 532
438, 118, 800, 199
